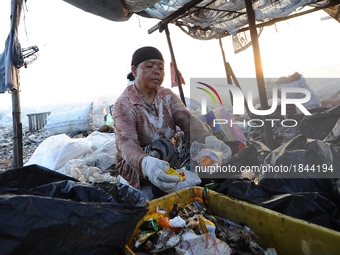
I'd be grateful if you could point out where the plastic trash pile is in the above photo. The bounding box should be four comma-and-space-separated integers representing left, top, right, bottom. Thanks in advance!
133, 200, 277, 255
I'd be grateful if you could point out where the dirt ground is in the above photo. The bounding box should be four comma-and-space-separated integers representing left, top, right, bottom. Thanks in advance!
0, 147, 36, 172
0, 158, 12, 171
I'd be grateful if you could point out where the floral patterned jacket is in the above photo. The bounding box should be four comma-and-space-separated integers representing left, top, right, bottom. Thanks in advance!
114, 84, 211, 189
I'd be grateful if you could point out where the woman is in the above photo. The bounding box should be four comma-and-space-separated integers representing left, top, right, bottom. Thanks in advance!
114, 46, 230, 198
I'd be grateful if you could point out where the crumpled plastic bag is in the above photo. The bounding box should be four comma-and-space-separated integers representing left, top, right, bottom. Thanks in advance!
24, 133, 93, 171
25, 131, 117, 181
275, 72, 320, 112
84, 138, 116, 170
169, 230, 232, 255
60, 158, 119, 183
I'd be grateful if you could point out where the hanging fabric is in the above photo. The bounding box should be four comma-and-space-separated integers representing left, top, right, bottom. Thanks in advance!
170, 62, 185, 88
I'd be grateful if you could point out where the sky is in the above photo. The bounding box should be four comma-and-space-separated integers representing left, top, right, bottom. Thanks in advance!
0, 0, 339, 114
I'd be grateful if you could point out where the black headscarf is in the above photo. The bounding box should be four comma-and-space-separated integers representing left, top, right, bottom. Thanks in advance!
127, 46, 164, 81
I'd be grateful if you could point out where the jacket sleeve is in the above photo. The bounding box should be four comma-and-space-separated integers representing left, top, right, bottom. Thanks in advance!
170, 93, 212, 143
113, 98, 147, 173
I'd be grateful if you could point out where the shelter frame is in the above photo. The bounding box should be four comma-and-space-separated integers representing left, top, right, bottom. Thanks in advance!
147, 0, 340, 149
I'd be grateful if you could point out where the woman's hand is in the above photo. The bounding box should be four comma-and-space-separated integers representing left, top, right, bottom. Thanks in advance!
142, 156, 179, 192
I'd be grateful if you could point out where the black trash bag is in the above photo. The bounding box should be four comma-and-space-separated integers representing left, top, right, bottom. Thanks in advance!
215, 178, 271, 203
213, 136, 340, 231
0, 164, 149, 255
264, 134, 340, 179
298, 105, 340, 141
213, 139, 273, 195
226, 139, 271, 169
276, 105, 340, 144
203, 139, 271, 181
258, 178, 340, 230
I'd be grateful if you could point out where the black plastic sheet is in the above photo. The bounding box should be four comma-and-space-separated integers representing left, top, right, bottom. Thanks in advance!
246, 105, 340, 146
275, 105, 340, 145
264, 134, 340, 179
0, 164, 149, 255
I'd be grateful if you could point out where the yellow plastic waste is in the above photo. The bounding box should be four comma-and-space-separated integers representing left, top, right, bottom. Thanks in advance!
165, 167, 186, 181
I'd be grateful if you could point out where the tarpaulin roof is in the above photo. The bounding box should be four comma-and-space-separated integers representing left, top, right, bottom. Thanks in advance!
62, 0, 340, 40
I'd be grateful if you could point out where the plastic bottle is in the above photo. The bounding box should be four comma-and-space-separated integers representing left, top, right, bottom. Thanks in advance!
106, 113, 114, 126
190, 141, 222, 167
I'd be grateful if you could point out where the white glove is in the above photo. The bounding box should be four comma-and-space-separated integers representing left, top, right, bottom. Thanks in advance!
142, 156, 179, 193
205, 136, 232, 160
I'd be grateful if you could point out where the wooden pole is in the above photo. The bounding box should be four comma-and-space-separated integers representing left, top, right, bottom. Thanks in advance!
226, 63, 252, 118
244, 0, 277, 150
10, 0, 23, 168
164, 25, 186, 106
218, 38, 252, 118
218, 38, 232, 85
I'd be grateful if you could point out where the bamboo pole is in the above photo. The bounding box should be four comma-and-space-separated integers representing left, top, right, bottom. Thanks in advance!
10, 0, 23, 168
164, 25, 186, 106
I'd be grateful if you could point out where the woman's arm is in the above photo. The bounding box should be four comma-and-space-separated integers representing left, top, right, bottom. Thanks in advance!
114, 99, 147, 172
170, 93, 212, 143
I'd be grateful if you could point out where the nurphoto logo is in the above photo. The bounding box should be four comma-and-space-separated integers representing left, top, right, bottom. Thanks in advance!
192, 78, 312, 128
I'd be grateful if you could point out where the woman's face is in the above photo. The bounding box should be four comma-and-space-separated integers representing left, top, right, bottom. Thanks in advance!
132, 59, 165, 91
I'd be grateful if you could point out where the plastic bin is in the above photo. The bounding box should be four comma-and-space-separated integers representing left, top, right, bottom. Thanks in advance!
125, 186, 340, 255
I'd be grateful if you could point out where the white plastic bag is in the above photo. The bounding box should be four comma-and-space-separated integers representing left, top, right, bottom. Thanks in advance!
24, 134, 92, 171
85, 131, 115, 151
169, 230, 232, 255
44, 102, 93, 135
84, 131, 116, 170
60, 158, 119, 183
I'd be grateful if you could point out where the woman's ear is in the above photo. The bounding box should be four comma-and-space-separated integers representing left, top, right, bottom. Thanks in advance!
131, 65, 137, 77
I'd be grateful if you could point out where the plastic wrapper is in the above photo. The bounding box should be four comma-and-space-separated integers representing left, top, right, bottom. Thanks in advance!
166, 167, 186, 181
173, 230, 232, 255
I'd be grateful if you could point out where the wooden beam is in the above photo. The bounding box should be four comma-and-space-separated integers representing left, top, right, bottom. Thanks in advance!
245, 0, 277, 150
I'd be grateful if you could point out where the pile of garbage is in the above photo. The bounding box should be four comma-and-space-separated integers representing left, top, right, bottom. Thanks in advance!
132, 200, 276, 255
24, 131, 119, 183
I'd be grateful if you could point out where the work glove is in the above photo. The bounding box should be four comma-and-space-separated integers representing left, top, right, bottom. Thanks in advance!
205, 136, 232, 160
142, 156, 179, 193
